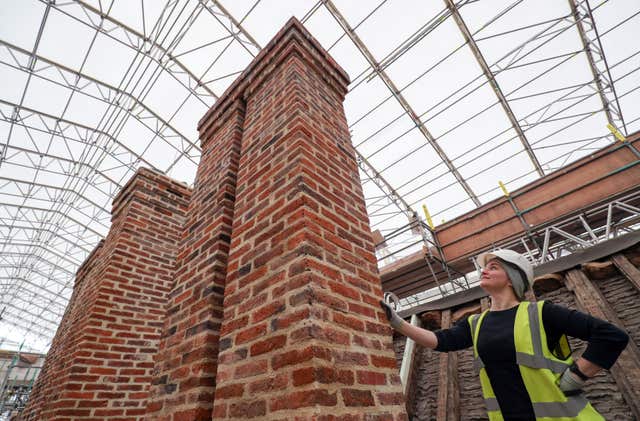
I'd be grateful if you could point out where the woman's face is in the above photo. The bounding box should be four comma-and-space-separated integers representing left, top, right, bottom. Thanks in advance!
479, 258, 511, 291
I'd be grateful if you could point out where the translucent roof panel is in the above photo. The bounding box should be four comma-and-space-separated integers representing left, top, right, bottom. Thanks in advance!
1, 0, 638, 352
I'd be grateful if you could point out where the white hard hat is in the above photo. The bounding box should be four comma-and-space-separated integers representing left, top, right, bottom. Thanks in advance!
476, 249, 534, 284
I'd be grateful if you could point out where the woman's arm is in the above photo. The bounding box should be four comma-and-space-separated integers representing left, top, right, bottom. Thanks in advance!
396, 319, 439, 349
380, 301, 438, 349
380, 301, 472, 351
543, 301, 629, 376
574, 358, 603, 377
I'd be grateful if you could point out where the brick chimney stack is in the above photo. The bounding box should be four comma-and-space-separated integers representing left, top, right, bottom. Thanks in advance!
21, 168, 190, 420
21, 17, 407, 421
199, 17, 408, 420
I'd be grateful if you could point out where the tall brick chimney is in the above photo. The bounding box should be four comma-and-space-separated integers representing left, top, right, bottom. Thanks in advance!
20, 240, 105, 420
20, 168, 190, 420
145, 93, 244, 419
198, 18, 408, 420
21, 17, 407, 421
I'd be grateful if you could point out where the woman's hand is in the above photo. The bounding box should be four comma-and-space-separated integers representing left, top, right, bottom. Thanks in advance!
380, 300, 404, 330
379, 300, 439, 348
558, 366, 585, 396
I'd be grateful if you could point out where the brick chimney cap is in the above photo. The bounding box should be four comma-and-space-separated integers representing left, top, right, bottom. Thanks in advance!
197, 17, 350, 134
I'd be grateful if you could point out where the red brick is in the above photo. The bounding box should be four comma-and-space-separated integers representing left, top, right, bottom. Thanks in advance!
341, 389, 375, 407
234, 359, 268, 378
214, 383, 244, 400
292, 366, 337, 386
333, 312, 366, 331
348, 301, 376, 318
250, 335, 287, 356
333, 350, 369, 366
94, 408, 126, 416
88, 367, 117, 375
270, 389, 338, 411
251, 300, 286, 323
235, 323, 267, 344
357, 370, 387, 385
173, 407, 212, 421
248, 373, 289, 394
271, 346, 331, 370
229, 399, 267, 418
371, 355, 398, 369
377, 392, 405, 405
54, 408, 92, 416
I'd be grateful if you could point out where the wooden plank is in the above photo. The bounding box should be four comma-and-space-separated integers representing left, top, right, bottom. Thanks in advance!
436, 309, 452, 421
564, 269, 640, 419
612, 253, 640, 294
400, 315, 420, 397
447, 347, 460, 421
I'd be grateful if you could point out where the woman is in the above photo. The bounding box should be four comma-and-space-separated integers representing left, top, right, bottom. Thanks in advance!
380, 249, 629, 421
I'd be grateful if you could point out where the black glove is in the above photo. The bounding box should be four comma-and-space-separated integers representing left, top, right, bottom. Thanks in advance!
379, 300, 403, 330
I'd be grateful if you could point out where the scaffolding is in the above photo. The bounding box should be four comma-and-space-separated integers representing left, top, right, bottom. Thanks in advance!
0, 348, 43, 420
387, 187, 640, 311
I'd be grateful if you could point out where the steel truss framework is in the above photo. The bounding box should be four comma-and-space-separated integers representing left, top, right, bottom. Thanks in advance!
0, 0, 638, 352
393, 188, 640, 310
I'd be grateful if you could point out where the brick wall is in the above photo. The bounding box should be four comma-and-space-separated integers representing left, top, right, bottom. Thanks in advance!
20, 240, 104, 420
20, 168, 190, 420
144, 96, 244, 419
22, 18, 409, 420
199, 18, 407, 420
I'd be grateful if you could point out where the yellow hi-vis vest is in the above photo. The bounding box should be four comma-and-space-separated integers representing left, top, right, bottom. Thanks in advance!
468, 301, 604, 420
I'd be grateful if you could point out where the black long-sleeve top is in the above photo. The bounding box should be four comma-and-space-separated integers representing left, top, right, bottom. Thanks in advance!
434, 301, 629, 420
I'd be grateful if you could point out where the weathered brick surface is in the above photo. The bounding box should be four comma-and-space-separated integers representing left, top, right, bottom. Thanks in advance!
456, 348, 485, 421
144, 101, 244, 420
588, 274, 640, 420
393, 336, 440, 421
205, 18, 407, 420
20, 168, 190, 420
598, 274, 640, 350
537, 284, 627, 420
20, 240, 105, 421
